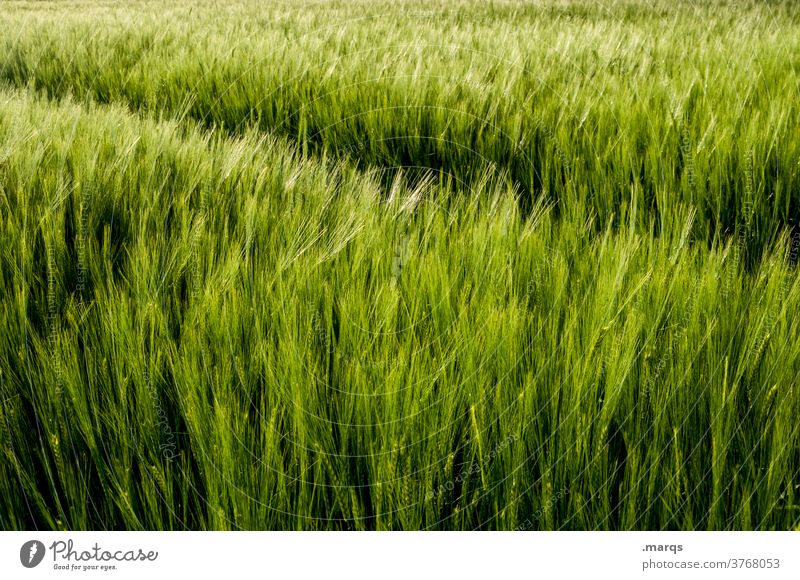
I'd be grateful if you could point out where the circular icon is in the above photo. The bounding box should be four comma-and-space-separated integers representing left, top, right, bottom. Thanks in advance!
20, 540, 46, 568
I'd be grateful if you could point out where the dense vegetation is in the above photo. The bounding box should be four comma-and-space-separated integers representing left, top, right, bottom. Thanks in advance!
0, 0, 798, 530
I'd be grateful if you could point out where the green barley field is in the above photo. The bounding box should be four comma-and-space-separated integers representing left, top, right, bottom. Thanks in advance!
1, 0, 799, 530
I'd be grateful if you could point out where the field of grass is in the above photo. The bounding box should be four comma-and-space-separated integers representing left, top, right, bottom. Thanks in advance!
0, 0, 799, 530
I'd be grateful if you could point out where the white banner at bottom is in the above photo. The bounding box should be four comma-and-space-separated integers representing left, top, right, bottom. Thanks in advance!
1, 531, 797, 579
